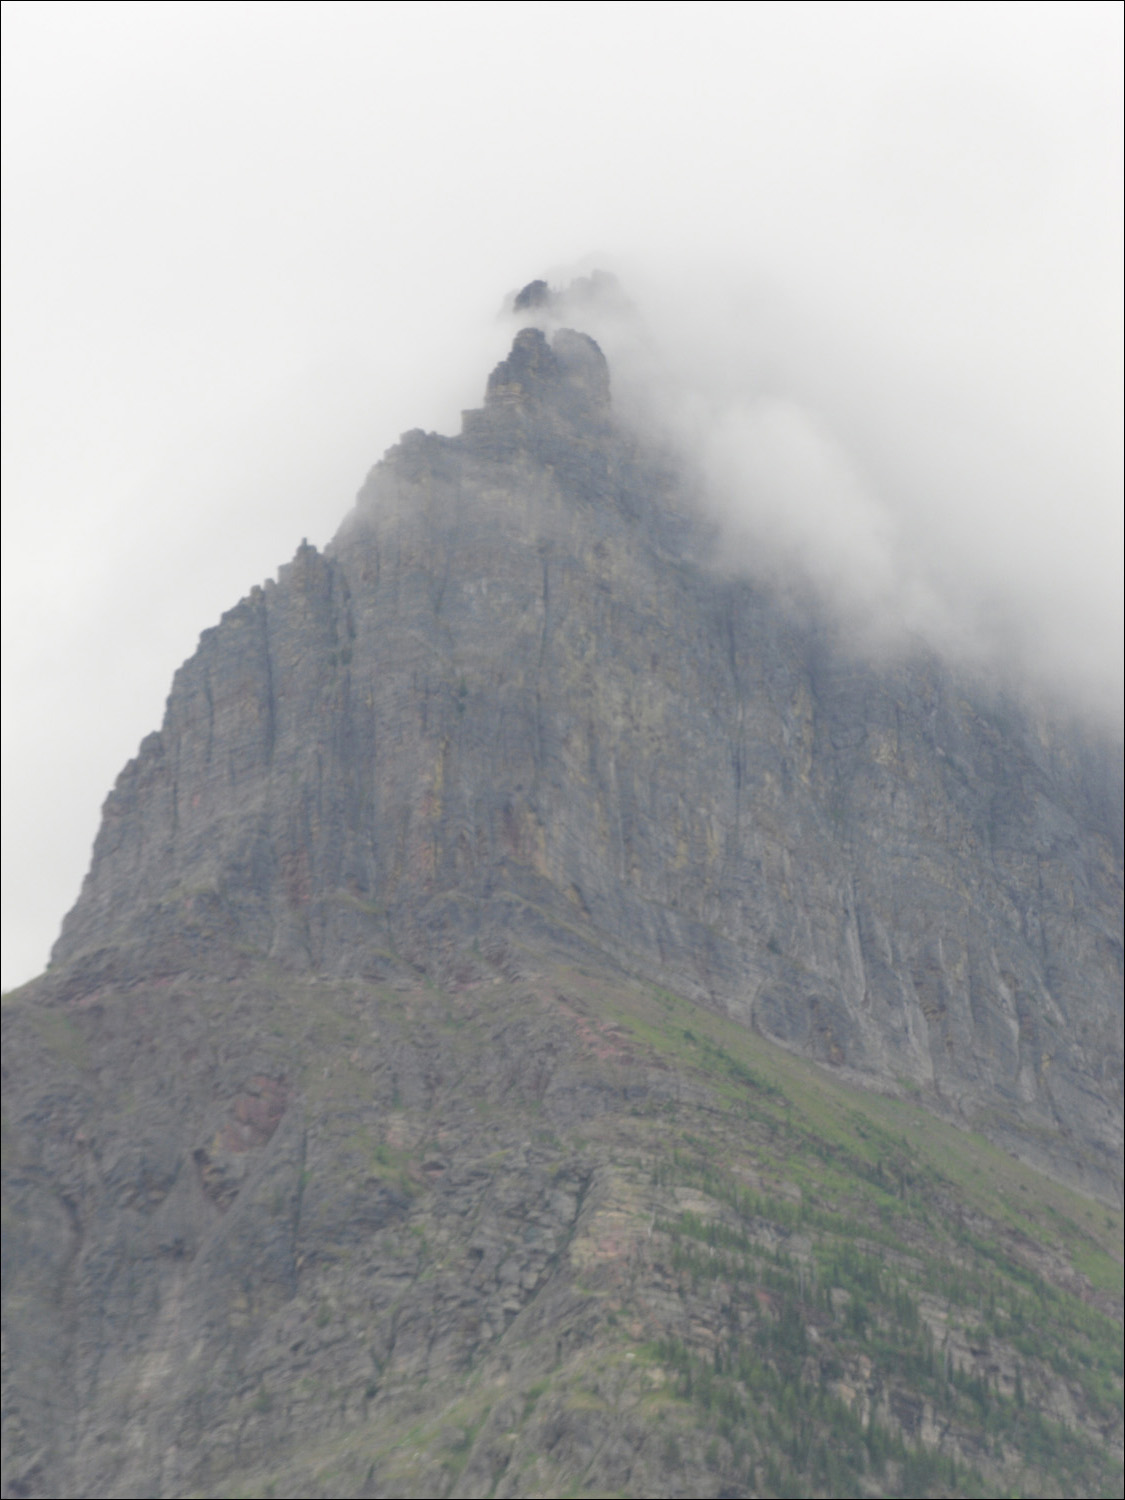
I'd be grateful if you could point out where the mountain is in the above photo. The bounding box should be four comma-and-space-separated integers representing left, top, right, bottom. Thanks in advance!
2, 289, 1122, 1499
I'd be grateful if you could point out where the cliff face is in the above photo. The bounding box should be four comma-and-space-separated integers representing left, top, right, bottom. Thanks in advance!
54, 322, 1122, 1188
3, 313, 1122, 1500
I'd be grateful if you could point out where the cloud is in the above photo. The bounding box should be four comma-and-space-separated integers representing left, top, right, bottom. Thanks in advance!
497, 258, 1121, 721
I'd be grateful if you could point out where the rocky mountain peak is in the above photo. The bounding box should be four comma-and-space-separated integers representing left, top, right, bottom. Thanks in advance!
4, 283, 1122, 1500
45, 303, 1121, 1197
479, 324, 611, 428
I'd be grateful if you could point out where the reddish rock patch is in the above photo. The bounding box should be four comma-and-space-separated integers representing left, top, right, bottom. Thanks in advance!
219, 1075, 288, 1151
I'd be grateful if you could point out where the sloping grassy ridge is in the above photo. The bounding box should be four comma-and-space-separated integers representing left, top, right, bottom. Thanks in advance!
2, 955, 1121, 1498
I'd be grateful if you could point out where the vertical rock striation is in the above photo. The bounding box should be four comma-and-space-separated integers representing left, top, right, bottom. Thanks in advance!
52, 321, 1122, 1186
4, 301, 1122, 1500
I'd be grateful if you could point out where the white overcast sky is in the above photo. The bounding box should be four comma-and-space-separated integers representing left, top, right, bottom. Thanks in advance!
2, 0, 1121, 990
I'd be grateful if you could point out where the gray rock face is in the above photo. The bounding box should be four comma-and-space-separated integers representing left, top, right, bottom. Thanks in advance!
53, 324, 1122, 1189
5, 319, 1123, 1500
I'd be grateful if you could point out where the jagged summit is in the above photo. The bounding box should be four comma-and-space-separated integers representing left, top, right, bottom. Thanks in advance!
384, 325, 618, 480
506, 268, 632, 324
462, 322, 612, 450
458, 324, 613, 458
483, 326, 610, 421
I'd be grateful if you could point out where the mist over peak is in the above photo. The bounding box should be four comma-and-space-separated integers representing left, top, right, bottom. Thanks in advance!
482, 324, 611, 424
507, 270, 635, 324
491, 263, 1122, 728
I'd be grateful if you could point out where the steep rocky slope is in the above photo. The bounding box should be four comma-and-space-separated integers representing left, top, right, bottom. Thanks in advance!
52, 318, 1122, 1191
3, 306, 1122, 1498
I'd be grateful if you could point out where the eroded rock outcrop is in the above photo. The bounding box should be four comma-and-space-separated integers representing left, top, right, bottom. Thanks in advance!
5, 307, 1123, 1499
51, 323, 1122, 1192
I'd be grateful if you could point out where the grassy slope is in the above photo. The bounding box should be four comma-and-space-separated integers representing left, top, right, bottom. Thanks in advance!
3, 956, 1122, 1499
210, 960, 1121, 1499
